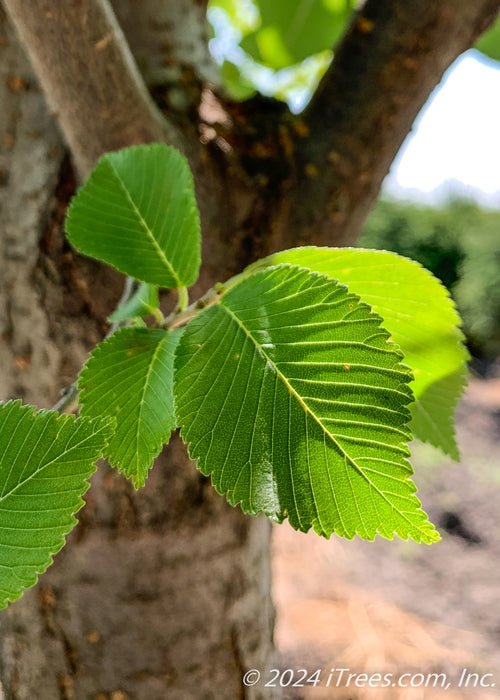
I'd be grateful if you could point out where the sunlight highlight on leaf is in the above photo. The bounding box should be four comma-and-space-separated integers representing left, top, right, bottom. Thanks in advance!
175, 265, 439, 543
263, 248, 469, 459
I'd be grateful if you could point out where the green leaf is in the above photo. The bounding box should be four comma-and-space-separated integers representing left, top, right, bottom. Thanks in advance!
242, 0, 355, 69
66, 144, 201, 288
175, 265, 438, 543
475, 16, 500, 63
79, 327, 182, 487
220, 61, 257, 100
242, 25, 294, 70
259, 248, 469, 459
0, 401, 113, 608
108, 283, 160, 322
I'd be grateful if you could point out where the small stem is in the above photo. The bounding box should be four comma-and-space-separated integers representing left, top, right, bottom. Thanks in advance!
164, 286, 222, 330
52, 383, 79, 414
178, 286, 189, 312
119, 276, 136, 305
151, 307, 165, 325
108, 276, 137, 334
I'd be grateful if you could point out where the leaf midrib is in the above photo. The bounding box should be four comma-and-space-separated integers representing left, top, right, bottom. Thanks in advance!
107, 159, 181, 287
220, 299, 422, 534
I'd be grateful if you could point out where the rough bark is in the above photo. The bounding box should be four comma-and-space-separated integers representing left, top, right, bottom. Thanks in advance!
1, 0, 180, 177
110, 0, 219, 89
0, 6, 64, 408
0, 0, 499, 697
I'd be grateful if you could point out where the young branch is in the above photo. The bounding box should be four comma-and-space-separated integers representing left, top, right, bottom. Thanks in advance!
2, 0, 184, 177
164, 287, 222, 330
281, 0, 500, 248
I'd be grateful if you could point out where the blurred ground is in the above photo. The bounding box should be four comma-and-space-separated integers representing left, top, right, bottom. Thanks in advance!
272, 378, 500, 699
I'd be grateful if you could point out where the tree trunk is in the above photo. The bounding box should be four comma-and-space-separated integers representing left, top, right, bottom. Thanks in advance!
0, 5, 275, 699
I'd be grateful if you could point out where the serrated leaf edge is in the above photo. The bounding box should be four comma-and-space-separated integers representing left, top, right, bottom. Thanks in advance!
0, 401, 114, 607
176, 265, 439, 544
78, 327, 180, 488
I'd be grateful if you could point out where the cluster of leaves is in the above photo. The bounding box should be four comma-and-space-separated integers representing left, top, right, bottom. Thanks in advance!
361, 198, 500, 357
0, 144, 468, 608
207, 0, 500, 108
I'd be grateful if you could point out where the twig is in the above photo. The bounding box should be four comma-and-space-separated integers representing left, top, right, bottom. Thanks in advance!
163, 286, 222, 330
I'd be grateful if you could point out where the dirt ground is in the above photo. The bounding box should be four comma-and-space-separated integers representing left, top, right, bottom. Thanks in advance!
272, 378, 500, 699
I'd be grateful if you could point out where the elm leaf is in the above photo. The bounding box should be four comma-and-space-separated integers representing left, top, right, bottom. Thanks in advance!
0, 401, 113, 608
175, 265, 438, 543
66, 144, 201, 288
108, 283, 160, 322
79, 327, 182, 487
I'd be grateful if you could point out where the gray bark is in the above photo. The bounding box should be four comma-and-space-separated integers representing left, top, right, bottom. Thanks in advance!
1, 0, 178, 177
110, 0, 219, 89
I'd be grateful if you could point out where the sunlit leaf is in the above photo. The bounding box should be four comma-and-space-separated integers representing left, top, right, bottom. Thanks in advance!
475, 16, 500, 63
176, 265, 438, 543
66, 144, 201, 288
241, 0, 355, 69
